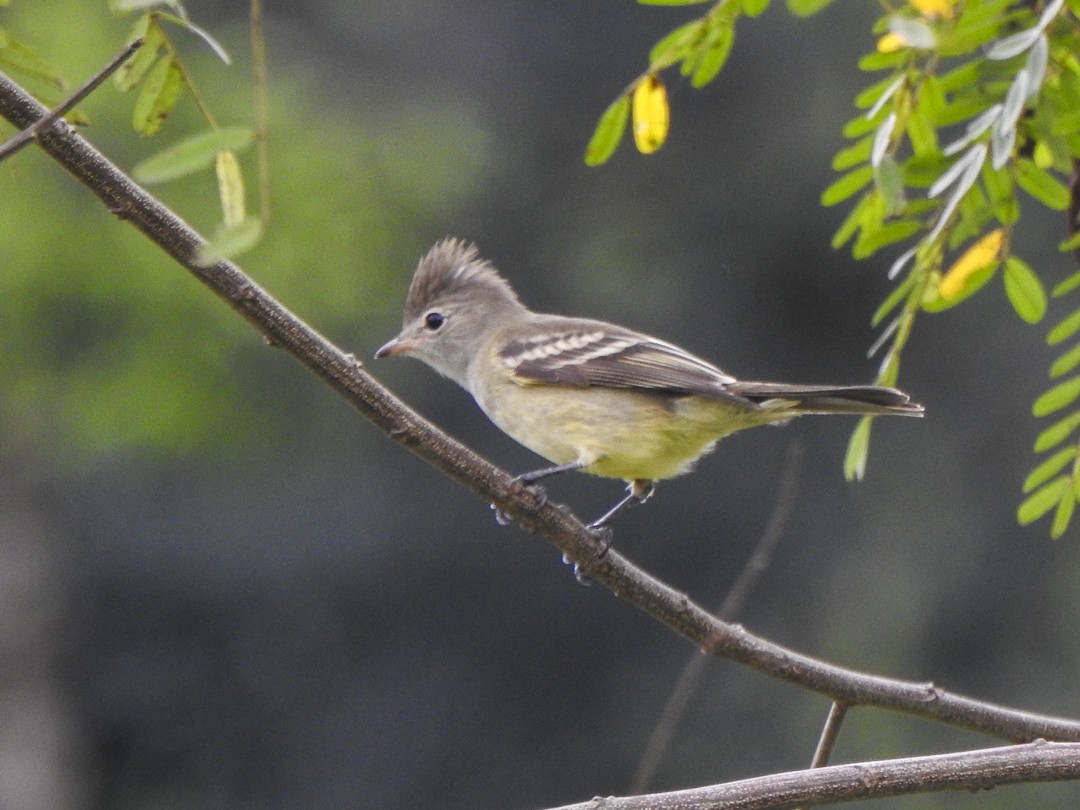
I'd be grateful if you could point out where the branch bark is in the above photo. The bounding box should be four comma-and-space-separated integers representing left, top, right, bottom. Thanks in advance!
2, 69, 1080, 753
548, 741, 1080, 810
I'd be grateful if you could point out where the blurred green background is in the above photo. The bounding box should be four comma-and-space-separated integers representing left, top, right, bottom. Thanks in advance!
2, 1, 1078, 808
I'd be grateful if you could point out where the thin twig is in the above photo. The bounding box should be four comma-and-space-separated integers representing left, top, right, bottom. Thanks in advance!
810, 701, 849, 768
0, 38, 142, 163
250, 0, 271, 221
792, 699, 849, 810
549, 741, 1080, 810
2, 70, 1080, 747
629, 443, 804, 792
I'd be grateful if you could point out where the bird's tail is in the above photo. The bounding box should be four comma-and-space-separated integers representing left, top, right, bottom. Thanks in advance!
726, 382, 924, 417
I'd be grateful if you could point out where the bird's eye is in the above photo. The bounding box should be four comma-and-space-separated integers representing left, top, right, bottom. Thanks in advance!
424, 311, 446, 331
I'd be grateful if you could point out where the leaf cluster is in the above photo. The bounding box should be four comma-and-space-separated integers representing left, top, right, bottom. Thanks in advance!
586, 0, 760, 165
112, 2, 262, 261
586, 0, 1080, 536
0, 1, 262, 260
0, 5, 73, 112
819, 0, 1080, 535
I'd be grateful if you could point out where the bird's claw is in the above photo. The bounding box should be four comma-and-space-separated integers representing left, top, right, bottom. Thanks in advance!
561, 553, 595, 586
492, 479, 550, 526
511, 473, 549, 506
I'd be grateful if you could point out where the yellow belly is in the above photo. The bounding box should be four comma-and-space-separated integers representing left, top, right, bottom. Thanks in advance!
472, 378, 768, 482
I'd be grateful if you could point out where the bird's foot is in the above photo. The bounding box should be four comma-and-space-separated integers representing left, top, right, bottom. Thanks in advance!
492, 477, 549, 526
562, 552, 595, 586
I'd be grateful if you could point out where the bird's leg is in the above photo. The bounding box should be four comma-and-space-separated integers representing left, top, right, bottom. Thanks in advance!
516, 460, 588, 485
587, 479, 656, 556
492, 461, 588, 525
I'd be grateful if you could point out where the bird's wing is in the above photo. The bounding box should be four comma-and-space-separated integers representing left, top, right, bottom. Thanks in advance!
498, 326, 756, 406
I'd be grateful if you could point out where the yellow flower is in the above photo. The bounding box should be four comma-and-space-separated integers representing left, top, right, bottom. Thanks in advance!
632, 74, 669, 155
877, 33, 905, 53
939, 229, 1006, 299
909, 0, 953, 19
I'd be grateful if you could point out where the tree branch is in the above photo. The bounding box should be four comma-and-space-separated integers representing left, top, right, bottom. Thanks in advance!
2, 70, 1080, 748
547, 741, 1080, 810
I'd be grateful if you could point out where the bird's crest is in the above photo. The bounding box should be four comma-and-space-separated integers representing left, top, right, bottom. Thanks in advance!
405, 237, 520, 319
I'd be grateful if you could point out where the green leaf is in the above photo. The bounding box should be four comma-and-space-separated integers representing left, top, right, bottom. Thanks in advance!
991, 195, 1020, 227
982, 161, 1019, 226
115, 16, 163, 91
742, 0, 770, 16
1051, 488, 1076, 538
131, 55, 184, 136
110, 0, 177, 10
1048, 309, 1080, 345
1033, 137, 1068, 172
787, 0, 837, 16
935, 98, 997, 128
1034, 376, 1080, 418
832, 136, 872, 171
132, 126, 255, 183
919, 76, 946, 121
846, 189, 886, 249
844, 416, 872, 481
822, 165, 874, 206
1023, 446, 1078, 493
906, 107, 938, 157
855, 73, 905, 112
937, 60, 983, 94
1015, 159, 1070, 210
830, 192, 870, 249
1003, 256, 1047, 324
858, 50, 908, 72
1017, 476, 1070, 526
949, 0, 1016, 35
215, 150, 247, 226
872, 273, 917, 327
1059, 232, 1080, 253
585, 95, 629, 167
1035, 410, 1080, 453
1051, 342, 1080, 378
853, 219, 922, 259
842, 113, 880, 139
690, 27, 734, 88
195, 217, 263, 265
649, 20, 703, 67
1052, 271, 1080, 298
874, 156, 907, 217
904, 198, 938, 217
941, 5, 1018, 53
0, 27, 66, 87
980, 160, 1011, 199
902, 154, 949, 188
950, 183, 992, 248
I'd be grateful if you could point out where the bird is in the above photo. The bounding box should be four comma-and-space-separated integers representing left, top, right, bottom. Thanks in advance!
376, 238, 922, 540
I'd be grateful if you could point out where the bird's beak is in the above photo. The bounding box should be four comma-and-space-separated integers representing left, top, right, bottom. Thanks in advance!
374, 334, 419, 358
